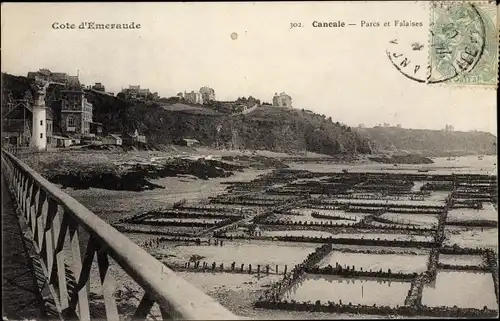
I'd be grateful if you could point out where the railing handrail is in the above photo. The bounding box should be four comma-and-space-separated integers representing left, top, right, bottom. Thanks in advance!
1, 149, 239, 320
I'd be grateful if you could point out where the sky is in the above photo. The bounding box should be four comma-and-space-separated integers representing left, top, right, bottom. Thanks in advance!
1, 2, 497, 134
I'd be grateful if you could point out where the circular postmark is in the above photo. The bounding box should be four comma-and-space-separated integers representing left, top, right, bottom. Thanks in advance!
387, 2, 487, 84
386, 37, 429, 83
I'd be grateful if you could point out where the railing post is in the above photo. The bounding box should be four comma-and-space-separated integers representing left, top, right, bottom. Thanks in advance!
65, 219, 94, 321
23, 177, 31, 219
50, 211, 69, 310
28, 181, 38, 237
159, 305, 172, 320
132, 293, 156, 321
19, 174, 27, 213
97, 248, 119, 321
43, 196, 57, 278
27, 179, 35, 224
15, 168, 22, 203
35, 186, 47, 249
10, 165, 16, 191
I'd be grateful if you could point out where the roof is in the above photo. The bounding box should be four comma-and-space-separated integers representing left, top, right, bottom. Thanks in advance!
67, 76, 81, 88
52, 72, 69, 80
182, 138, 200, 143
38, 69, 52, 76
3, 104, 32, 120
62, 89, 84, 94
108, 134, 122, 139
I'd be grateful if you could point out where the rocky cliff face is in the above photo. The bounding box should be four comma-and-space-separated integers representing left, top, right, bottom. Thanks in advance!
85, 90, 374, 156
355, 127, 497, 157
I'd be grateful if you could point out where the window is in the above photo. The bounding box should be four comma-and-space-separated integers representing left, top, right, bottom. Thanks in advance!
67, 116, 75, 127
40, 120, 43, 126
40, 133, 43, 139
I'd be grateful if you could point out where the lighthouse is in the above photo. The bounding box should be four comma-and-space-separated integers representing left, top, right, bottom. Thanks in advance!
31, 79, 65, 150
31, 85, 48, 150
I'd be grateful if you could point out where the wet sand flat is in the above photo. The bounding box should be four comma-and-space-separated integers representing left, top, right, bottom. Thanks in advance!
318, 251, 429, 273
422, 271, 497, 309
159, 240, 318, 268
284, 275, 410, 307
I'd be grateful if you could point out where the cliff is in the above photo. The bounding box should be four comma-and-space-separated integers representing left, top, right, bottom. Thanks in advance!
87, 91, 374, 155
355, 126, 497, 157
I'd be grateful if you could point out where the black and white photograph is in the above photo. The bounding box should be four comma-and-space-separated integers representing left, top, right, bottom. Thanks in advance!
1, 1, 498, 320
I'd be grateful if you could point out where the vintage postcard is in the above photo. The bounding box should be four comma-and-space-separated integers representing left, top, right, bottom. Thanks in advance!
1, 1, 498, 320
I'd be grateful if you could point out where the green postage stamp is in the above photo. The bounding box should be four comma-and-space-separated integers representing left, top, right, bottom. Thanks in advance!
429, 1, 498, 86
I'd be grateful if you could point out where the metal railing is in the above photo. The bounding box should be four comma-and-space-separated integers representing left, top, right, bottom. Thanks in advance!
1, 149, 239, 320
3, 145, 40, 155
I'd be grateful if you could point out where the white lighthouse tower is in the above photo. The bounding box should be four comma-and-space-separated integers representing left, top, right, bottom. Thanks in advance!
31, 79, 65, 150
31, 84, 48, 150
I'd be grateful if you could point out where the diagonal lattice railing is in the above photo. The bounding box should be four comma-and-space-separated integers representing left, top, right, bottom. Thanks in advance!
1, 149, 239, 320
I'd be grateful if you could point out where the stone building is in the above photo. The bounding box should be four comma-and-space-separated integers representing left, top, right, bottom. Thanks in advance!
184, 91, 204, 104
2, 101, 55, 148
199, 86, 216, 102
122, 129, 146, 145
92, 82, 106, 92
121, 85, 158, 101
27, 69, 79, 86
102, 134, 122, 146
60, 89, 93, 136
272, 92, 292, 108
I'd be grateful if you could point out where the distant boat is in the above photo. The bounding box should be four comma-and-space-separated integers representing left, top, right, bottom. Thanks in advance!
418, 168, 430, 172
478, 155, 484, 160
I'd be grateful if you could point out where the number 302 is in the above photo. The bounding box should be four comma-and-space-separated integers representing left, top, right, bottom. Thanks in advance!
290, 22, 302, 29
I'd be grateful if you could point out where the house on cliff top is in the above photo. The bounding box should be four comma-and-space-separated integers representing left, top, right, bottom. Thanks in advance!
272, 92, 292, 108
